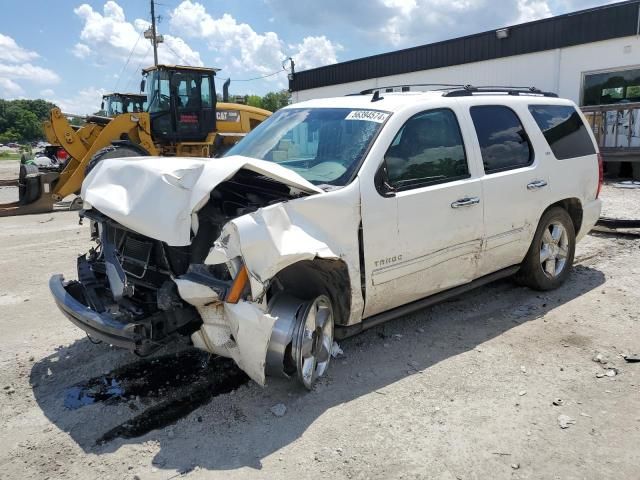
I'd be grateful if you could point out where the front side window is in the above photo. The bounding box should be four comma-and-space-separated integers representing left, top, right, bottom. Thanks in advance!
528, 105, 596, 160
470, 106, 532, 174
384, 108, 469, 189
226, 108, 388, 187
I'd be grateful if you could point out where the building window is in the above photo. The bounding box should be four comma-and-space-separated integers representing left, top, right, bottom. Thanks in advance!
583, 68, 640, 106
470, 105, 532, 174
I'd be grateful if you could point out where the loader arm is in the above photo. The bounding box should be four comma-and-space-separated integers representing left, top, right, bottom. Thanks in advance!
53, 112, 158, 200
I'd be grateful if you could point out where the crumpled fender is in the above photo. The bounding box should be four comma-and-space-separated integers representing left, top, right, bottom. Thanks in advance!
206, 202, 340, 300
190, 182, 365, 385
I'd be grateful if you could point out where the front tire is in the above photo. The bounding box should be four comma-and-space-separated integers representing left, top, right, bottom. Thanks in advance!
293, 295, 334, 390
516, 207, 576, 291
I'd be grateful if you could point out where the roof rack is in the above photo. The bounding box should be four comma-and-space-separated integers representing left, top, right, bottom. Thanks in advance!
443, 85, 558, 97
358, 83, 466, 95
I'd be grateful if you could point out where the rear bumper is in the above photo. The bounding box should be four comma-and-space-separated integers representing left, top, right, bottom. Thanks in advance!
49, 274, 156, 355
578, 198, 602, 241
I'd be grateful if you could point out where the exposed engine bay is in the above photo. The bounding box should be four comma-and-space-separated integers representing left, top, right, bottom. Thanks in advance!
63, 169, 307, 356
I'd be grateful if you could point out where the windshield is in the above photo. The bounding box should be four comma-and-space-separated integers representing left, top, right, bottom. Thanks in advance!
225, 108, 389, 186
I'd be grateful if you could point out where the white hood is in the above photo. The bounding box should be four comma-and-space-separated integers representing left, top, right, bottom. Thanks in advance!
81, 155, 323, 246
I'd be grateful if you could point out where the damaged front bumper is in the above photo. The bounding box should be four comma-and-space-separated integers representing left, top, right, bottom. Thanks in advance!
49, 274, 159, 356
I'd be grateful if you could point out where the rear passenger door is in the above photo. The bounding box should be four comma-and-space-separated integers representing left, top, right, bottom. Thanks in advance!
467, 104, 549, 277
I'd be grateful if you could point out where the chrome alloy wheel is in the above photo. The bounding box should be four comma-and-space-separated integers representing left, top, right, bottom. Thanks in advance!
540, 221, 569, 279
292, 295, 334, 390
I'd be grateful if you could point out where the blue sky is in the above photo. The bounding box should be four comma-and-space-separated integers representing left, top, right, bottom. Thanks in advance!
0, 0, 619, 113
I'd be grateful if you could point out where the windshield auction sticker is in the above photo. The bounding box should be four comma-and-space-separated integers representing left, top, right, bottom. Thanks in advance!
345, 110, 390, 123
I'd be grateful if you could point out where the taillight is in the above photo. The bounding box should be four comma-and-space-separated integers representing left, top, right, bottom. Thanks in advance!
596, 152, 603, 199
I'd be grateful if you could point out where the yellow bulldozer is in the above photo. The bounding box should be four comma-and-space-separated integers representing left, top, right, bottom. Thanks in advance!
0, 65, 271, 217
100, 92, 147, 116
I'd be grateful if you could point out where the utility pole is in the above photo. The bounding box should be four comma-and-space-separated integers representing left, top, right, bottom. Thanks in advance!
144, 0, 163, 65
150, 0, 158, 66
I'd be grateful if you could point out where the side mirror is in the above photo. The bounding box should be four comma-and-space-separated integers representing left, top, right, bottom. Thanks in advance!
100, 101, 104, 110
374, 161, 396, 198
140, 79, 146, 93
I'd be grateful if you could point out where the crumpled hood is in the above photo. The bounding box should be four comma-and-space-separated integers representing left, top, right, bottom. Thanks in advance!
81, 155, 323, 246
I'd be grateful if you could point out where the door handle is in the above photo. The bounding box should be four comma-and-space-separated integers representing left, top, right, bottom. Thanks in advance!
451, 196, 480, 208
527, 180, 548, 190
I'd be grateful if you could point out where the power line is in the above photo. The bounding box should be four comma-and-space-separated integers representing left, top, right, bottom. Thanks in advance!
164, 42, 192, 66
124, 44, 152, 93
215, 67, 287, 83
113, 30, 143, 92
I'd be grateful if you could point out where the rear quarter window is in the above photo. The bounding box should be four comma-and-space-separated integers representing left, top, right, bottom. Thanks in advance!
528, 105, 596, 160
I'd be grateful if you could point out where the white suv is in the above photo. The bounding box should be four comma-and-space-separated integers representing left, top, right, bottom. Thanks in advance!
50, 86, 602, 389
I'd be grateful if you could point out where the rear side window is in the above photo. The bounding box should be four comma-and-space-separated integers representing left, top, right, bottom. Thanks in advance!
470, 106, 532, 174
528, 105, 596, 159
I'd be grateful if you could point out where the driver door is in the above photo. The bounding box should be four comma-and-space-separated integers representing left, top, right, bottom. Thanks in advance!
360, 107, 485, 317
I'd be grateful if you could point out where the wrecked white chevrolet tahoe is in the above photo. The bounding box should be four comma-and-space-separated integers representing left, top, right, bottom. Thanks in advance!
50, 86, 603, 388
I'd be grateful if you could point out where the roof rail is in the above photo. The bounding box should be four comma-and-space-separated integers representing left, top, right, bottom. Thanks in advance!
358, 83, 466, 95
443, 85, 558, 97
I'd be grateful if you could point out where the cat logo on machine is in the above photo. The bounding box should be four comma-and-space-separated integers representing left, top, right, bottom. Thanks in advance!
216, 110, 241, 122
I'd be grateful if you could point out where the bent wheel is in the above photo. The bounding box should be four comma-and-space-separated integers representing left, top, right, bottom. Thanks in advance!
292, 295, 334, 390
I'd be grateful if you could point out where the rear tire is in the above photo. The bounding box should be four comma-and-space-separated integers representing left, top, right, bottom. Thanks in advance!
18, 164, 41, 205
85, 143, 149, 176
516, 207, 576, 291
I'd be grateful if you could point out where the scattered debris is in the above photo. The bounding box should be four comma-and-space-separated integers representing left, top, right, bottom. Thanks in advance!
558, 414, 576, 429
492, 452, 511, 456
392, 334, 403, 340
518, 390, 527, 396
511, 463, 520, 470
595, 372, 605, 378
580, 412, 592, 418
552, 398, 564, 406
4, 386, 15, 395
270, 403, 287, 417
520, 365, 527, 374
592, 353, 607, 364
38, 217, 54, 223
331, 341, 344, 359
623, 354, 640, 363
612, 180, 640, 189
605, 369, 617, 377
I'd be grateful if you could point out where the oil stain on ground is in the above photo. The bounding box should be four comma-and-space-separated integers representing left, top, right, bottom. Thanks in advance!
63, 349, 249, 444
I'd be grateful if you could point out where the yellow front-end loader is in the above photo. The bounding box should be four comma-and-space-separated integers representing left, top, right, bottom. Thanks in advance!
0, 65, 271, 217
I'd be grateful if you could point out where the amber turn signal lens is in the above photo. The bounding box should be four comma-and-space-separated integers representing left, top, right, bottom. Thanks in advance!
226, 266, 249, 304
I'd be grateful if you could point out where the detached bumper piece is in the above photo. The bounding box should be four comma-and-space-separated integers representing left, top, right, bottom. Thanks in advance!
50, 274, 159, 355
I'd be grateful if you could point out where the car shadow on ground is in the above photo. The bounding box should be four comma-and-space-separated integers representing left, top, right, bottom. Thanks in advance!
30, 264, 605, 472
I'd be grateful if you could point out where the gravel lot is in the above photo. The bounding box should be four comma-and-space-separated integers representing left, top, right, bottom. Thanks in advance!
1, 159, 639, 479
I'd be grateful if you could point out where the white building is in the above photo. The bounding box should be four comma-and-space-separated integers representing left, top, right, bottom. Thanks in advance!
289, 1, 640, 175
290, 1, 640, 107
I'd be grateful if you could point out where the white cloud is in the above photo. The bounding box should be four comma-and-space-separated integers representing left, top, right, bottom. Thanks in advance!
43, 86, 107, 115
0, 63, 60, 85
267, 0, 561, 49
169, 1, 342, 77
73, 1, 202, 67
39, 88, 55, 97
0, 33, 39, 63
290, 36, 343, 71
72, 43, 92, 59
0, 33, 59, 98
0, 78, 25, 98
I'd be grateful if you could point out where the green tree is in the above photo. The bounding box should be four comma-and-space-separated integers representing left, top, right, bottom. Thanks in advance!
0, 97, 57, 142
261, 90, 291, 112
246, 95, 263, 109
